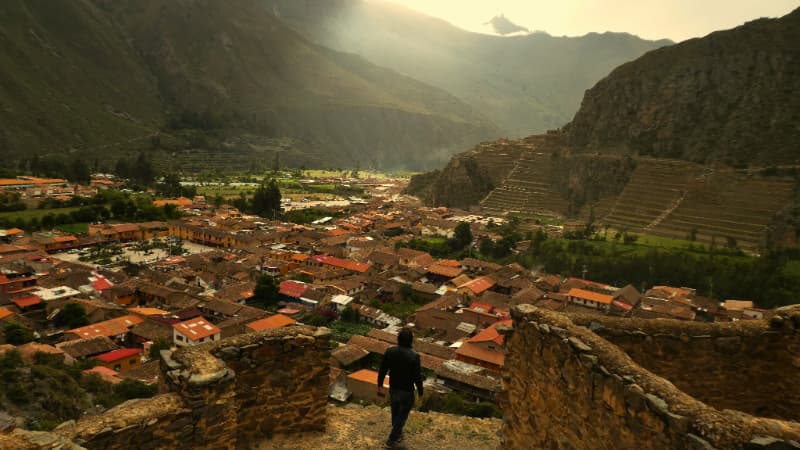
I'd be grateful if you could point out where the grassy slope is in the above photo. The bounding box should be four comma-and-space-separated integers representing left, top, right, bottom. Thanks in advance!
0, 0, 499, 170
101, 0, 500, 169
0, 0, 163, 157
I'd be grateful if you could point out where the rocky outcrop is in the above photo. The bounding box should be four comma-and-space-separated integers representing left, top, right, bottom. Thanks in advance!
565, 8, 800, 166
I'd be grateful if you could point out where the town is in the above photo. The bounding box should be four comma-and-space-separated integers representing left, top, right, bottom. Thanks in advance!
0, 168, 776, 429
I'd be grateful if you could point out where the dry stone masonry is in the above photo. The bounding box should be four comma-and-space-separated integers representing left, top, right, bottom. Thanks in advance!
501, 304, 800, 449
11, 325, 332, 449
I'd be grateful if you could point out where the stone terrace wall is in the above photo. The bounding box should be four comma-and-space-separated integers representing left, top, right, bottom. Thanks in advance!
50, 325, 331, 449
500, 305, 800, 450
569, 311, 800, 422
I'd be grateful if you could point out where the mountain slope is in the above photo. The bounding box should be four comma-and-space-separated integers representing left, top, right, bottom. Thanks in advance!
565, 8, 800, 165
264, 0, 671, 137
101, 0, 501, 169
0, 0, 164, 157
0, 0, 498, 170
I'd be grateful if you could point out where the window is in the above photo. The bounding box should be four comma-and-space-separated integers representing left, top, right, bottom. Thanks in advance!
130, 358, 137, 365
114, 364, 121, 371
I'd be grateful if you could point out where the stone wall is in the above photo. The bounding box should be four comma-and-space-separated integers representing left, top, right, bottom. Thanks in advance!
570, 312, 800, 422
500, 305, 800, 449
47, 325, 331, 449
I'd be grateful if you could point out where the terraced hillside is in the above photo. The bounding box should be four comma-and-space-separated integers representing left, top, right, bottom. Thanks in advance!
409, 138, 530, 208
648, 173, 795, 251
602, 159, 705, 232
481, 151, 567, 216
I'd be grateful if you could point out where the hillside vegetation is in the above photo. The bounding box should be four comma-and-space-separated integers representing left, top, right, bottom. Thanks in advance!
0, 0, 498, 170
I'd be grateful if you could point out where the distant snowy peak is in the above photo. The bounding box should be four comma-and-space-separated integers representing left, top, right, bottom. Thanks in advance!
483, 14, 529, 36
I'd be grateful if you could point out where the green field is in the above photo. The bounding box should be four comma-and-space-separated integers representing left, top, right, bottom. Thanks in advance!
0, 207, 81, 221
55, 223, 89, 234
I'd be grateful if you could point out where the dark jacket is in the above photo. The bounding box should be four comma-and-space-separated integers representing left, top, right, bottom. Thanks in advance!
378, 345, 423, 395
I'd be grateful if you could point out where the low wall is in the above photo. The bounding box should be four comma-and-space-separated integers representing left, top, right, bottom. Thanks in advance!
47, 325, 331, 449
570, 312, 800, 422
500, 305, 800, 449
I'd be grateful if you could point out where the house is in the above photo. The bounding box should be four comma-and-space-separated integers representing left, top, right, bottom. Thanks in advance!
245, 314, 296, 332
435, 359, 501, 401
310, 255, 372, 275
328, 278, 364, 296
279, 280, 311, 305
331, 344, 371, 369
565, 288, 613, 312
11, 295, 43, 311
56, 336, 119, 361
397, 248, 432, 267
366, 251, 399, 270
457, 276, 496, 297
64, 315, 144, 343
610, 285, 641, 315
93, 348, 142, 372
346, 369, 390, 405
172, 316, 221, 347
0, 306, 15, 322
0, 263, 38, 297
460, 302, 507, 329
33, 286, 80, 303
455, 320, 511, 372
330, 294, 355, 312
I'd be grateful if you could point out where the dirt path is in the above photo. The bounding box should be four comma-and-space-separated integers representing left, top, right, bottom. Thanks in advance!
260, 404, 501, 450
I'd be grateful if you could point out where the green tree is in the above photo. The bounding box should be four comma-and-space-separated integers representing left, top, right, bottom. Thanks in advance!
452, 222, 473, 250
4, 322, 34, 345
70, 159, 91, 185
57, 303, 89, 329
149, 337, 172, 359
253, 274, 280, 308
251, 179, 281, 219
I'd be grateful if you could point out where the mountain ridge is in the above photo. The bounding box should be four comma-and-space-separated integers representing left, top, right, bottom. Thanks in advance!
0, 0, 498, 170
262, 0, 671, 138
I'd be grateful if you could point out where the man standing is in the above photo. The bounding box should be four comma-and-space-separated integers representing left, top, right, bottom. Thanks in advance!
378, 328, 423, 448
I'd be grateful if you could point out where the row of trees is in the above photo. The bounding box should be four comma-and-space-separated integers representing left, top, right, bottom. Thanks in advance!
525, 236, 800, 308
231, 179, 281, 218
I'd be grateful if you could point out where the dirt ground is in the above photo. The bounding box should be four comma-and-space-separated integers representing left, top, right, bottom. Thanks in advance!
260, 404, 501, 450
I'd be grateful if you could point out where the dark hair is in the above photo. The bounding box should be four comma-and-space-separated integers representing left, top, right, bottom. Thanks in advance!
398, 328, 413, 348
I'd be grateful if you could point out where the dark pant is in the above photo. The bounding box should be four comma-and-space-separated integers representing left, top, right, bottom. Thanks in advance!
389, 389, 414, 443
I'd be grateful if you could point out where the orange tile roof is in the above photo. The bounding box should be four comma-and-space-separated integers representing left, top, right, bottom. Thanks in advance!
0, 177, 65, 186
459, 276, 496, 295
312, 255, 371, 273
0, 307, 14, 320
53, 235, 78, 243
246, 314, 296, 331
12, 295, 42, 308
427, 263, 463, 278
3, 228, 24, 235
438, 259, 462, 267
566, 288, 613, 305
172, 316, 220, 341
347, 369, 389, 387
456, 342, 505, 367
127, 307, 170, 316
469, 319, 512, 346
67, 315, 144, 339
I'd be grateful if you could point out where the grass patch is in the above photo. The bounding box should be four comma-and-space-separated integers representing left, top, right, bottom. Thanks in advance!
55, 222, 88, 234
0, 206, 81, 221
327, 321, 373, 342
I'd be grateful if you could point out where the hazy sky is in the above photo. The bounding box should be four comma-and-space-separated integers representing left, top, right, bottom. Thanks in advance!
383, 0, 799, 42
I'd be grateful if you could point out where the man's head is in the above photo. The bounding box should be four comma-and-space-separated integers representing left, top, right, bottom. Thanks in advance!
398, 328, 413, 348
